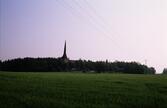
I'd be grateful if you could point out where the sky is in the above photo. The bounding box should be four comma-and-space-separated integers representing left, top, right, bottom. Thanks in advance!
0, 0, 167, 73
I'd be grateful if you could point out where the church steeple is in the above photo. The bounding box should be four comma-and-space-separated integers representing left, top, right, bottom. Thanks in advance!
62, 41, 67, 59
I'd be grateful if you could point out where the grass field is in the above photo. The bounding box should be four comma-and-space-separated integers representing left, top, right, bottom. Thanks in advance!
0, 72, 167, 108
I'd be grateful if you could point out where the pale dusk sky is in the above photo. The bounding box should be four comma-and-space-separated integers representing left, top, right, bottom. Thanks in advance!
0, 0, 167, 73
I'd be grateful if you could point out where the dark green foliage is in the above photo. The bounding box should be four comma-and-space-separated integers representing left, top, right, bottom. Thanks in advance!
0, 58, 155, 74
163, 68, 167, 74
0, 60, 1, 70
0, 72, 167, 108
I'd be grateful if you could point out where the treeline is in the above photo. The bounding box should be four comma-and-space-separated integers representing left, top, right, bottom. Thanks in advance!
0, 58, 155, 74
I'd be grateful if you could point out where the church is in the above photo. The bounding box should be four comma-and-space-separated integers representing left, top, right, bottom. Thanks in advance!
61, 41, 69, 62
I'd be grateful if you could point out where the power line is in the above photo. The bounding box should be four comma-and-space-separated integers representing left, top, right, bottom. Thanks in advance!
82, 0, 131, 55
72, 0, 121, 48
83, 0, 121, 41
56, 0, 82, 19
57, 0, 102, 30
57, 0, 121, 49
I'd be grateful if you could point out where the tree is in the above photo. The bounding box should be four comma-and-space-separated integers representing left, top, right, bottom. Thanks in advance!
163, 68, 167, 74
0, 57, 155, 74
0, 60, 1, 71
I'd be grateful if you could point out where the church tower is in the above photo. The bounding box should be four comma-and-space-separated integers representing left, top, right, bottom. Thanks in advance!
62, 41, 68, 60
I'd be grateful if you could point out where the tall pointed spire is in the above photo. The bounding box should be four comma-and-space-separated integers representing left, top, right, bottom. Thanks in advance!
62, 40, 67, 59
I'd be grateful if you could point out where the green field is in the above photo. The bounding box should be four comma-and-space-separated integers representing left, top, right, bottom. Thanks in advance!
0, 72, 167, 108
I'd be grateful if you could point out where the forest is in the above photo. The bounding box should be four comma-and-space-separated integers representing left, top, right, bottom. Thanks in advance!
0, 58, 155, 74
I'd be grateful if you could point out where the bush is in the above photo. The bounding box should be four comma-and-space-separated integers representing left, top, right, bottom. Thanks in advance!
163, 68, 167, 74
